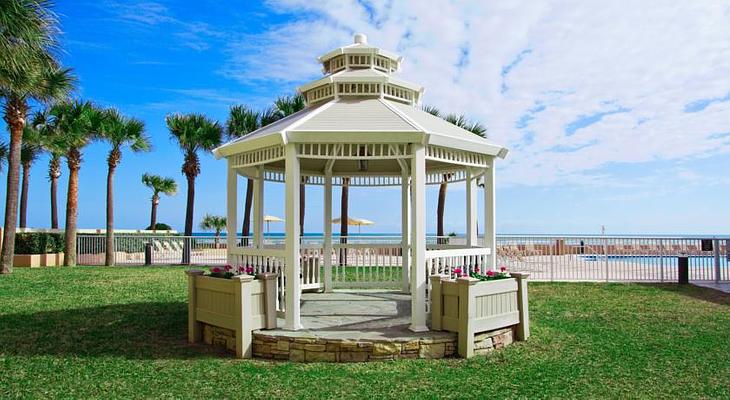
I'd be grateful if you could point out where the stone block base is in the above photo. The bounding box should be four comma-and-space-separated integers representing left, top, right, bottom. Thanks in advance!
202, 323, 236, 353
474, 327, 514, 355
199, 324, 515, 362
251, 326, 515, 362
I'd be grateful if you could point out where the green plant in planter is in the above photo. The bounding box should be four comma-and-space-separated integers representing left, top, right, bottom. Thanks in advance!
470, 266, 511, 281
207, 264, 254, 279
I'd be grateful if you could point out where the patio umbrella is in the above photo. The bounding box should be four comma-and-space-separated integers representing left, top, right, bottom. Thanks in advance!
332, 217, 375, 234
263, 215, 284, 233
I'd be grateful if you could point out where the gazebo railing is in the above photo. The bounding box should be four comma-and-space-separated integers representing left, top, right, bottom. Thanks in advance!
425, 247, 492, 277
229, 247, 287, 313
329, 243, 405, 288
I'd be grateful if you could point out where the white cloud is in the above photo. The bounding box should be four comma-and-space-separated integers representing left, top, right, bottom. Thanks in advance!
222, 0, 730, 186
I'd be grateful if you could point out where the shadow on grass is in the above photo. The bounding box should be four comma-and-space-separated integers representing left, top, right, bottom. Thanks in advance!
640, 283, 730, 306
0, 301, 230, 359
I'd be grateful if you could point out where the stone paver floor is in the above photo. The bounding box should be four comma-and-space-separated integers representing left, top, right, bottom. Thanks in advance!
263, 290, 454, 342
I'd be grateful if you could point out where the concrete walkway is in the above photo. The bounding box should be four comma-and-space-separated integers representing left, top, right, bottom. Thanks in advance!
692, 281, 730, 294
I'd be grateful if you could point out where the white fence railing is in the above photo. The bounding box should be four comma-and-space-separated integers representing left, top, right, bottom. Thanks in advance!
76, 234, 730, 284
496, 236, 729, 282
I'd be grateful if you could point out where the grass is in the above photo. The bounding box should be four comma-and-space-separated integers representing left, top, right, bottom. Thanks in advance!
1, 266, 729, 399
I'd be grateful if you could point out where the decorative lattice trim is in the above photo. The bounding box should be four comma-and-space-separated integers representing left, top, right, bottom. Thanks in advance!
426, 145, 489, 168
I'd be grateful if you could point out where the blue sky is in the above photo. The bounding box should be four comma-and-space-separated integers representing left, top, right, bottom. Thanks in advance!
1, 0, 729, 235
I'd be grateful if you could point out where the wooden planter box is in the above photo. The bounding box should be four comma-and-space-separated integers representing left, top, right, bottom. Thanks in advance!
430, 272, 530, 358
186, 270, 278, 358
14, 252, 65, 268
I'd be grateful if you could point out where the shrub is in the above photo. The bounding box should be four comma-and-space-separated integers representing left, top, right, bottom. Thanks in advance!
145, 222, 173, 231
14, 233, 65, 254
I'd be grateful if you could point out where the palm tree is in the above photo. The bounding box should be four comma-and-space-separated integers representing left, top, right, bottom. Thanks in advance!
19, 121, 43, 228
272, 95, 306, 234
141, 173, 177, 231
226, 105, 260, 242
100, 108, 150, 266
0, 0, 74, 274
423, 106, 487, 242
166, 113, 222, 263
48, 100, 104, 266
199, 214, 226, 248
34, 109, 64, 229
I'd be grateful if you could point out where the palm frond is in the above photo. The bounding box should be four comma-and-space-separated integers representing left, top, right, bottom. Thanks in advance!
100, 107, 150, 152
166, 113, 223, 153
199, 214, 227, 231
422, 105, 441, 117
226, 105, 260, 139
142, 173, 178, 196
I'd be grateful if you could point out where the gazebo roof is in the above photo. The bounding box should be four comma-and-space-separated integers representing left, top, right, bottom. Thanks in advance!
214, 33, 508, 164
215, 97, 507, 158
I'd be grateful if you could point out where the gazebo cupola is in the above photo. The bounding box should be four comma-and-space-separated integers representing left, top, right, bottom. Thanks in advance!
299, 33, 423, 106
214, 34, 508, 333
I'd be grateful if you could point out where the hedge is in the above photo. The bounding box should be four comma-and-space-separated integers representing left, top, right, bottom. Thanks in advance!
14, 232, 65, 255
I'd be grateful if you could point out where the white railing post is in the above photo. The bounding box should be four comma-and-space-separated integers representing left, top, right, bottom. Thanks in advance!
253, 165, 264, 249
226, 160, 238, 265
401, 169, 411, 293
659, 239, 665, 283
284, 143, 302, 330
484, 159, 496, 269
465, 169, 477, 247
323, 172, 333, 292
603, 238, 609, 282
714, 239, 721, 283
409, 143, 428, 332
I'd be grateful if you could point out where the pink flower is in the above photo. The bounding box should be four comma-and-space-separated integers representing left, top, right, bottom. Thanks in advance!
235, 265, 245, 274
224, 264, 233, 271
245, 266, 254, 275
453, 268, 462, 276
500, 266, 507, 272
474, 266, 480, 273
486, 270, 495, 277
210, 266, 223, 274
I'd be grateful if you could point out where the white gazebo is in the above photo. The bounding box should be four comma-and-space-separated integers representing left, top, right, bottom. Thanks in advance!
214, 33, 508, 332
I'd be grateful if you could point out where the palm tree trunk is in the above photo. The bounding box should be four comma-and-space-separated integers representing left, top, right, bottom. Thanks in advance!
19, 161, 30, 229
437, 174, 450, 245
49, 156, 61, 229
182, 174, 195, 264
241, 178, 253, 245
339, 178, 349, 266
0, 97, 28, 274
50, 174, 59, 229
105, 163, 116, 266
64, 149, 81, 267
150, 194, 159, 231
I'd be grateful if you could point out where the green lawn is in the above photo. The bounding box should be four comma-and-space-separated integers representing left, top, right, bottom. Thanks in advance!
1, 266, 728, 399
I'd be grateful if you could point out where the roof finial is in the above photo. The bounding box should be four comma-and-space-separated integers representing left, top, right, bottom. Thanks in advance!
354, 33, 367, 44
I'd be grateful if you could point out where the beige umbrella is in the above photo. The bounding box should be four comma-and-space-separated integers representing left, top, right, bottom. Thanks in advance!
332, 217, 375, 234
264, 215, 284, 233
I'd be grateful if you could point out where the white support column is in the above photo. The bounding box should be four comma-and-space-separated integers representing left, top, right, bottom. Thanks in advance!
484, 158, 496, 270
284, 143, 302, 330
401, 169, 411, 293
409, 144, 428, 332
323, 171, 333, 292
253, 165, 264, 248
465, 169, 477, 247
226, 160, 238, 265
